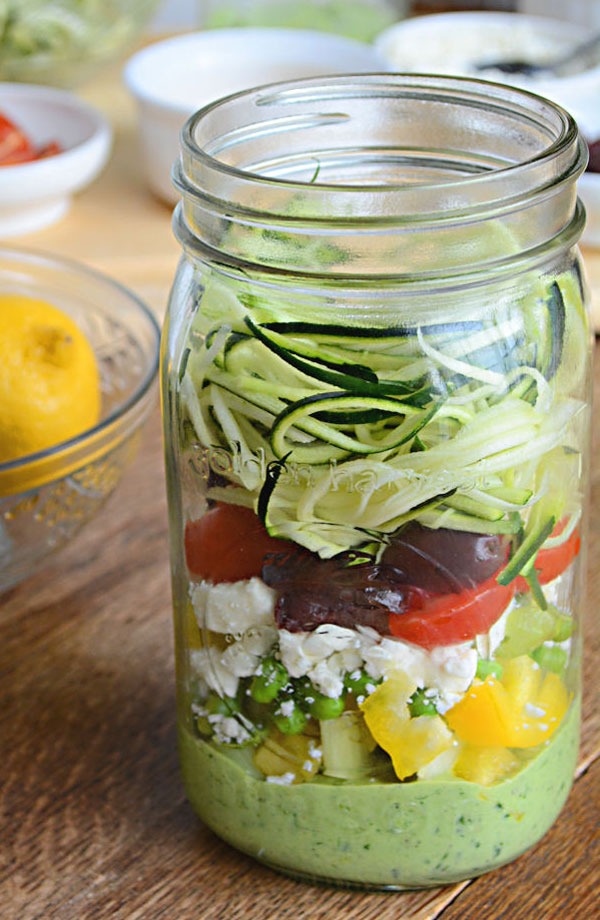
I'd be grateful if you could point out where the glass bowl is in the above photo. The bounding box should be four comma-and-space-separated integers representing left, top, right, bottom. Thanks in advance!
0, 0, 161, 88
0, 246, 160, 593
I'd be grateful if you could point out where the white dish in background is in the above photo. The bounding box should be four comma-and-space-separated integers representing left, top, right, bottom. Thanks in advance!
124, 27, 389, 204
375, 12, 600, 248
0, 84, 112, 237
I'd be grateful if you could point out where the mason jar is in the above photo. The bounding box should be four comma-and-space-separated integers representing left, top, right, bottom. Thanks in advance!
162, 74, 591, 889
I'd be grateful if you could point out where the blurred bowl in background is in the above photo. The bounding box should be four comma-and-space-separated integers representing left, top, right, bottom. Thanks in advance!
200, 0, 403, 42
0, 83, 112, 236
0, 0, 161, 88
124, 27, 390, 204
375, 11, 600, 248
0, 246, 160, 593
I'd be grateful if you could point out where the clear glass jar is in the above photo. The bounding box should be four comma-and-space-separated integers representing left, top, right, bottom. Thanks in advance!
162, 75, 591, 889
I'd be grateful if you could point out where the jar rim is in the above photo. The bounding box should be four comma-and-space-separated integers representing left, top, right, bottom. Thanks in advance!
173, 73, 587, 279
179, 73, 584, 195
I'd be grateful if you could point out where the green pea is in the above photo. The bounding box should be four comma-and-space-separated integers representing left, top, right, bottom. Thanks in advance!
530, 644, 568, 674
476, 659, 504, 681
205, 692, 240, 717
408, 687, 438, 717
273, 703, 308, 735
344, 669, 380, 700
306, 690, 346, 721
250, 656, 289, 703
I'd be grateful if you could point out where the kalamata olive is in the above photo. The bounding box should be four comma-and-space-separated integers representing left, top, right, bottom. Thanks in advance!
381, 522, 509, 593
261, 523, 508, 635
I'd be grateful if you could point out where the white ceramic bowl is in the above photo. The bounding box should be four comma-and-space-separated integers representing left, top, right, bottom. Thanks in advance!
375, 12, 600, 248
124, 27, 389, 204
0, 83, 112, 237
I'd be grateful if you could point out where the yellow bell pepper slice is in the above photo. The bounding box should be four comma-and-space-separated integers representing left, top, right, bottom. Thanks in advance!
445, 678, 515, 747
510, 670, 570, 748
360, 671, 453, 779
446, 657, 570, 749
454, 745, 520, 786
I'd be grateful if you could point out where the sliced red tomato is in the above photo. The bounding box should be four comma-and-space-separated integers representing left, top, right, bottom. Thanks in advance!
516, 521, 581, 591
531, 524, 580, 585
0, 113, 62, 165
0, 113, 34, 165
34, 141, 62, 160
388, 570, 516, 651
184, 502, 294, 583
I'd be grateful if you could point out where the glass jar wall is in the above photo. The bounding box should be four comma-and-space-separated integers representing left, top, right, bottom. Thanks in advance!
162, 75, 591, 889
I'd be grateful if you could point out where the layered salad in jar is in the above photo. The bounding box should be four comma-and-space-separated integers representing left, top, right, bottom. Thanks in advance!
171, 261, 589, 887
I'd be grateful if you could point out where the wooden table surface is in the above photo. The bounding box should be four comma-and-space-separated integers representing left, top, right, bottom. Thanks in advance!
1, 42, 599, 920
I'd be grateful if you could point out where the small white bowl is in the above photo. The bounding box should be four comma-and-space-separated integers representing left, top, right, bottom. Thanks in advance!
0, 83, 112, 237
375, 12, 600, 248
124, 27, 389, 204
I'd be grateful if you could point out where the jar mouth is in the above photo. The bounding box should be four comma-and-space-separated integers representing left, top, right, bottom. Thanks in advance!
173, 73, 587, 279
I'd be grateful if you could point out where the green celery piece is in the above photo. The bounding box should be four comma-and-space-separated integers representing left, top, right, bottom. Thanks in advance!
496, 602, 562, 659
530, 645, 568, 674
320, 710, 379, 780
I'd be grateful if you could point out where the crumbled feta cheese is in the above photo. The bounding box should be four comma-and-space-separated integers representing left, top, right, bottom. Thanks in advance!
308, 741, 322, 761
360, 634, 429, 684
190, 577, 276, 634
277, 699, 296, 718
190, 647, 239, 698
190, 624, 277, 697
428, 644, 478, 694
278, 625, 362, 697
221, 626, 278, 678
210, 714, 253, 745
266, 772, 296, 785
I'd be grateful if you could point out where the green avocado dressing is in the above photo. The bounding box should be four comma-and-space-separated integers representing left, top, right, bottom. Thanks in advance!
178, 697, 579, 888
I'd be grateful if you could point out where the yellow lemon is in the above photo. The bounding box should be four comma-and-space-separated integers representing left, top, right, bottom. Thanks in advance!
0, 294, 101, 465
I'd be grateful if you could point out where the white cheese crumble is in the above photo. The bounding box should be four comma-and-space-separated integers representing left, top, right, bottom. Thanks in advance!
192, 700, 255, 745
266, 772, 296, 785
190, 577, 276, 634
210, 715, 253, 745
277, 699, 296, 718
278, 624, 363, 698
190, 625, 277, 697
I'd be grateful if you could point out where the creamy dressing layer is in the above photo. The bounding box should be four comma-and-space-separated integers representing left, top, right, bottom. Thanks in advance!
178, 696, 579, 888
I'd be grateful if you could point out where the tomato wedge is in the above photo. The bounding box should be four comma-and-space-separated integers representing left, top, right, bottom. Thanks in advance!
388, 570, 516, 651
515, 521, 581, 592
184, 502, 294, 583
531, 524, 580, 585
0, 113, 34, 165
0, 112, 62, 165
